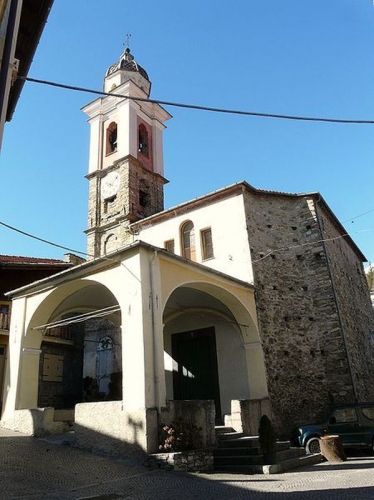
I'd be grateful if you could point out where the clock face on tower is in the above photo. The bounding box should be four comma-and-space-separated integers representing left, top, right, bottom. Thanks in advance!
101, 171, 120, 199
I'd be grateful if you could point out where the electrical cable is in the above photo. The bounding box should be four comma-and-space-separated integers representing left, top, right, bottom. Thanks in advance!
252, 227, 374, 263
34, 305, 121, 330
0, 219, 89, 257
1, 215, 373, 268
342, 207, 374, 223
19, 75, 374, 125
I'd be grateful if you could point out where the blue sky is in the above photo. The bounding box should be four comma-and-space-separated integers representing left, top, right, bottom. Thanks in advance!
1, 0, 374, 265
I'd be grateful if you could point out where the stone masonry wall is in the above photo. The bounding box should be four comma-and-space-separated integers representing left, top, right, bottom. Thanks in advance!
148, 449, 214, 472
316, 202, 374, 402
86, 156, 165, 258
244, 191, 356, 437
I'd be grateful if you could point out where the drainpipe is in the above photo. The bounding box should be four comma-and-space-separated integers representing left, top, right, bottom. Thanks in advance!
149, 250, 161, 411
315, 195, 358, 403
0, 0, 21, 143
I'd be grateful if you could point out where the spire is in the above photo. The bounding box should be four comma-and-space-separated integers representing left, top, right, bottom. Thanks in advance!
104, 43, 151, 96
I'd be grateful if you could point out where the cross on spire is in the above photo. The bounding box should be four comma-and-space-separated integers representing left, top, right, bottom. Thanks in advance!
124, 33, 132, 50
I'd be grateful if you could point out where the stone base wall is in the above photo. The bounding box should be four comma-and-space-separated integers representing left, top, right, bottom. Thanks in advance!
160, 400, 216, 448
0, 407, 70, 436
225, 398, 273, 435
75, 401, 158, 458
148, 449, 214, 472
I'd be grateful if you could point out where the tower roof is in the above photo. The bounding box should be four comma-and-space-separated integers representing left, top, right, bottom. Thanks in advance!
105, 47, 149, 81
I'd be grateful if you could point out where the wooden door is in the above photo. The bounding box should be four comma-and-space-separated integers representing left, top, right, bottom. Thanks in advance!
172, 327, 221, 422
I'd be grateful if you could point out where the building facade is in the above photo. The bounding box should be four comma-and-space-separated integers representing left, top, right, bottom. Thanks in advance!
1, 45, 374, 451
0, 0, 54, 148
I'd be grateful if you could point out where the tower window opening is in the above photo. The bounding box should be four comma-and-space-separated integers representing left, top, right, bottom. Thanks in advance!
106, 122, 118, 154
138, 124, 149, 156
139, 189, 149, 207
103, 196, 116, 213
181, 220, 196, 261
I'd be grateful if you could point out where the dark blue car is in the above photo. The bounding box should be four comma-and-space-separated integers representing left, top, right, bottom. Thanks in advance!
297, 403, 374, 454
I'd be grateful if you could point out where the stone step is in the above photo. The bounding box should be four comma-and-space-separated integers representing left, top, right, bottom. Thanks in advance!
260, 453, 322, 475
213, 426, 314, 474
275, 447, 306, 461
275, 441, 292, 452
215, 426, 235, 435
217, 431, 245, 441
214, 452, 321, 474
215, 441, 295, 459
217, 436, 291, 450
217, 436, 259, 447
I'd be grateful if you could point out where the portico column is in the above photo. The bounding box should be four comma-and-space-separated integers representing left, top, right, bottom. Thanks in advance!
119, 248, 166, 411
2, 297, 27, 419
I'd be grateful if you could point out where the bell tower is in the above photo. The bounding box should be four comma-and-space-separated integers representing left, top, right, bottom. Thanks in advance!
82, 46, 171, 258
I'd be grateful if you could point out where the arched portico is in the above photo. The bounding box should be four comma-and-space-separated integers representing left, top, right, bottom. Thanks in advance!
3, 277, 122, 419
162, 280, 268, 423
1, 244, 269, 455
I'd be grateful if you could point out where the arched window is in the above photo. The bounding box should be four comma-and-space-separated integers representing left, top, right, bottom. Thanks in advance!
106, 122, 117, 154
138, 123, 149, 157
104, 234, 116, 255
181, 220, 196, 261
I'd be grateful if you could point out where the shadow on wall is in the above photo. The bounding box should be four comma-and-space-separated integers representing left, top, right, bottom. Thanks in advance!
74, 401, 157, 460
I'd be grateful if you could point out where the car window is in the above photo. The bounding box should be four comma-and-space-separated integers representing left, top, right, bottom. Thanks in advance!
332, 408, 358, 423
361, 407, 374, 420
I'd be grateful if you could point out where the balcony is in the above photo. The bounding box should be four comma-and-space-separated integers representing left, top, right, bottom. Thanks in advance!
44, 325, 73, 342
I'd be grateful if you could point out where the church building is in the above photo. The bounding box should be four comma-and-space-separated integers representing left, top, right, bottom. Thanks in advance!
1, 46, 374, 457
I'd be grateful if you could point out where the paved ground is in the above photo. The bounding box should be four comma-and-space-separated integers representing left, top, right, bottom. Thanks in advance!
1, 428, 374, 499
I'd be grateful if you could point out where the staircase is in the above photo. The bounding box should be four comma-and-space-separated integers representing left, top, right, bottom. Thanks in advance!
214, 426, 321, 474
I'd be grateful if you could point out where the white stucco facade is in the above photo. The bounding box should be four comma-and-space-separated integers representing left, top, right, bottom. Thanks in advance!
133, 191, 254, 284
1, 243, 268, 441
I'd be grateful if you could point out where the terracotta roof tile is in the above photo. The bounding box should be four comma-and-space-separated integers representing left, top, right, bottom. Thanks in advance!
0, 255, 67, 265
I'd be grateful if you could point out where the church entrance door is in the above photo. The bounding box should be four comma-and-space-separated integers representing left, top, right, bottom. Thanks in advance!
172, 327, 221, 423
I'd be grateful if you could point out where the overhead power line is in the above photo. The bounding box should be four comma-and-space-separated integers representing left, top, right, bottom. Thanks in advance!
342, 207, 374, 223
19, 76, 374, 125
1, 217, 374, 267
0, 220, 88, 257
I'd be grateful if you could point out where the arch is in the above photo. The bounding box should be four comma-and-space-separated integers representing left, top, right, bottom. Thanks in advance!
162, 281, 267, 422
180, 220, 196, 261
138, 123, 149, 157
106, 122, 117, 154
15, 279, 122, 412
103, 234, 117, 255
